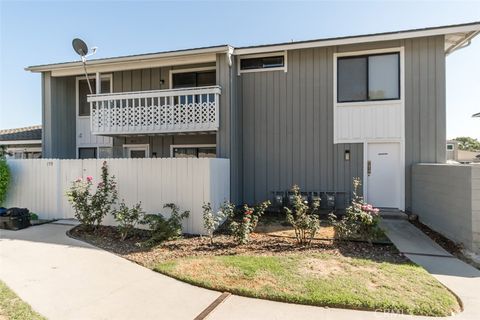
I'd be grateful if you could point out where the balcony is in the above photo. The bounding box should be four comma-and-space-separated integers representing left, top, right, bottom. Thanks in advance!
87, 86, 221, 135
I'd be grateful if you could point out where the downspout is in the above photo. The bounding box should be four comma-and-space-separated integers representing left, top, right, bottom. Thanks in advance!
446, 31, 479, 56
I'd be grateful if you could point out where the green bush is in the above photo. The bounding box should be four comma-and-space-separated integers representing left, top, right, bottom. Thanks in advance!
0, 158, 10, 206
228, 201, 270, 245
30, 212, 39, 220
66, 161, 118, 230
202, 202, 231, 244
329, 178, 384, 242
140, 203, 189, 246
284, 185, 320, 246
113, 201, 144, 240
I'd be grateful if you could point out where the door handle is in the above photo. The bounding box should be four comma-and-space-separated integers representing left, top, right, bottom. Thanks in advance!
367, 160, 372, 176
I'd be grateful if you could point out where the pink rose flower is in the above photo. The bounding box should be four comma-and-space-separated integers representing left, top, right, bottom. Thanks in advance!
86, 176, 93, 182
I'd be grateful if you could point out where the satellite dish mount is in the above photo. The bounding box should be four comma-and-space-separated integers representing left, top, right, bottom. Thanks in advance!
72, 38, 97, 94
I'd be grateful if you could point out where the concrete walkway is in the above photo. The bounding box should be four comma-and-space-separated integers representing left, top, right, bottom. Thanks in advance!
380, 220, 480, 320
1, 221, 479, 320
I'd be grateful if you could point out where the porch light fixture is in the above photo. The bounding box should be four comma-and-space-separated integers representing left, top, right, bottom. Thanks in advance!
344, 150, 350, 161
72, 38, 97, 94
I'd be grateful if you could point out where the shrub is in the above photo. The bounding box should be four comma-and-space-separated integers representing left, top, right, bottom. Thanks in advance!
228, 201, 270, 245
66, 161, 118, 230
30, 212, 39, 220
91, 161, 118, 228
202, 202, 231, 244
0, 157, 10, 206
329, 178, 384, 242
141, 203, 189, 246
284, 185, 320, 246
113, 201, 144, 240
66, 176, 96, 228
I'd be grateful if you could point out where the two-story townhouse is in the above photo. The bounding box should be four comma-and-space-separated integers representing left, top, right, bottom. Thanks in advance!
26, 22, 480, 211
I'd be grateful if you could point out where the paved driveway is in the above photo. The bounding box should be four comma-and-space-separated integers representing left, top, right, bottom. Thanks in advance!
1, 221, 480, 320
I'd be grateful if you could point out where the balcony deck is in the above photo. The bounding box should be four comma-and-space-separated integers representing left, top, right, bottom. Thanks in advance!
87, 86, 221, 135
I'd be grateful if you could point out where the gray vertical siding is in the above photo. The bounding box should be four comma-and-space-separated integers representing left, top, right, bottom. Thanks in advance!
404, 35, 446, 211
112, 134, 216, 158
216, 53, 243, 203
237, 36, 445, 208
41, 36, 446, 210
238, 48, 363, 205
42, 72, 76, 158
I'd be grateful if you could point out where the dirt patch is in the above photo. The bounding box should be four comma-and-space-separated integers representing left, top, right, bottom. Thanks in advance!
300, 258, 345, 277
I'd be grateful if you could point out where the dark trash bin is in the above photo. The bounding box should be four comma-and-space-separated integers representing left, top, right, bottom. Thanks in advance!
0, 207, 31, 230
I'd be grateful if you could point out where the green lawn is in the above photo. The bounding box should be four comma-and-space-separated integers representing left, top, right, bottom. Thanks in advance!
155, 253, 460, 316
0, 281, 45, 320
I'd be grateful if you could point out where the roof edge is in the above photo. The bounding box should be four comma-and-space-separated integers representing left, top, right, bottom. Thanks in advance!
234, 21, 480, 55
26, 45, 232, 73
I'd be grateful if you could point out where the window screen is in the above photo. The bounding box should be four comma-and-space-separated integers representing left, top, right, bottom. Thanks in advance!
78, 147, 97, 159
337, 52, 399, 103
173, 146, 216, 158
172, 71, 216, 89
240, 56, 284, 70
78, 78, 111, 116
130, 150, 146, 158
337, 57, 367, 102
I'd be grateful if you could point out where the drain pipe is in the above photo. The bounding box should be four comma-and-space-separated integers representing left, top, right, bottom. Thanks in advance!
446, 31, 479, 56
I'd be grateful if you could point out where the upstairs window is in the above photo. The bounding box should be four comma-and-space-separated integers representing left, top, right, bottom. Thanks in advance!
78, 77, 111, 116
172, 70, 215, 89
238, 52, 287, 74
337, 52, 400, 103
240, 56, 284, 70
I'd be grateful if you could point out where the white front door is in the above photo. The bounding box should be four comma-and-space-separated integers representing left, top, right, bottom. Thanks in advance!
367, 143, 401, 209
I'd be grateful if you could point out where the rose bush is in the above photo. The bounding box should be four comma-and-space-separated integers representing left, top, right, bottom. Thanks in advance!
329, 178, 384, 242
66, 161, 118, 230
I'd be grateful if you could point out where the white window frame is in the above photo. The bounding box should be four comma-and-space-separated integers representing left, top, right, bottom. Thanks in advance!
334, 48, 404, 107
76, 74, 113, 119
77, 146, 99, 159
123, 144, 150, 158
237, 51, 288, 75
169, 66, 216, 89
170, 144, 216, 158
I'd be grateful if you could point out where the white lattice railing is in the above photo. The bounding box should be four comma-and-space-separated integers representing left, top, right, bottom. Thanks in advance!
87, 86, 221, 135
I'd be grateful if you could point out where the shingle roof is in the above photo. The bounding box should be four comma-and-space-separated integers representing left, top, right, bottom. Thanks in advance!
0, 125, 42, 141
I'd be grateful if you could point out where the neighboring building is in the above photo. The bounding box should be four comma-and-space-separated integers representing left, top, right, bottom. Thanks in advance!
447, 140, 480, 163
446, 140, 459, 162
25, 22, 480, 211
0, 125, 42, 159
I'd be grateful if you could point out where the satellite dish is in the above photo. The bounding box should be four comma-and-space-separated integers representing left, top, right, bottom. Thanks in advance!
72, 38, 89, 57
72, 38, 96, 94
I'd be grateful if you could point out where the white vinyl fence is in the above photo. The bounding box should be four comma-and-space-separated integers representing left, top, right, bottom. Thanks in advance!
5, 158, 230, 234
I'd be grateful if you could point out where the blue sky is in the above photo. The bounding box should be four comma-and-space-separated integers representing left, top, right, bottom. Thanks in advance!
1, 0, 479, 139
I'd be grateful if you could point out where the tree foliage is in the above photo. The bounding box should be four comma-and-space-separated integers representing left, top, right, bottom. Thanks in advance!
453, 137, 480, 152
0, 156, 10, 206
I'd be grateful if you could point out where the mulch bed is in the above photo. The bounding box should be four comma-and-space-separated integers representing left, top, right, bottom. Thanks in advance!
410, 219, 480, 269
68, 224, 407, 268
